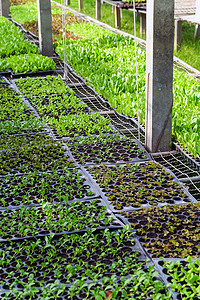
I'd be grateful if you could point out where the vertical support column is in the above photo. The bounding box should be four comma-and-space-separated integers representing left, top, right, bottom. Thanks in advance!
174, 19, 182, 51
79, 0, 83, 11
66, 0, 70, 5
140, 12, 146, 35
194, 0, 200, 38
194, 24, 200, 38
37, 0, 53, 57
115, 6, 121, 28
0, 0, 10, 17
145, 0, 174, 153
96, 0, 101, 20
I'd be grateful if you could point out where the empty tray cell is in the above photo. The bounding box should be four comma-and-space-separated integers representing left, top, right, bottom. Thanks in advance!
70, 85, 98, 99
183, 180, 200, 201
119, 129, 145, 144
81, 95, 111, 112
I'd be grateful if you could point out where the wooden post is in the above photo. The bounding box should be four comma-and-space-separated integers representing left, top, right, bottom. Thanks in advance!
145, 0, 174, 153
194, 24, 200, 38
194, 0, 200, 38
79, 0, 83, 11
115, 6, 121, 28
0, 0, 9, 17
174, 19, 182, 51
140, 13, 146, 35
96, 0, 101, 20
37, 0, 54, 57
66, 0, 70, 5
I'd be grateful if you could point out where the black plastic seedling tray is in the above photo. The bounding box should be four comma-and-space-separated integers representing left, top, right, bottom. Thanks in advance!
27, 94, 92, 119
85, 161, 197, 212
0, 199, 124, 242
0, 141, 76, 176
0, 70, 12, 77
48, 117, 117, 140
11, 69, 55, 79
119, 202, 200, 259
0, 230, 147, 297
0, 168, 99, 210
67, 135, 151, 166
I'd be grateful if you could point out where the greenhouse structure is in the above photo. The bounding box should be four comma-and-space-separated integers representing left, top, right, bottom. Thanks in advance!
0, 0, 200, 298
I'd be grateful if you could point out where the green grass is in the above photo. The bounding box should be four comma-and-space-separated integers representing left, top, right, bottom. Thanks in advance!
175, 22, 200, 71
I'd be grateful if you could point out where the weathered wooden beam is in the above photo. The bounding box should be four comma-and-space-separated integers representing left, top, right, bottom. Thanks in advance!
37, 0, 54, 57
0, 0, 10, 17
79, 0, 83, 11
195, 0, 200, 37
145, 0, 174, 152
194, 24, 200, 38
96, 0, 101, 20
140, 13, 146, 35
174, 19, 182, 51
115, 6, 121, 28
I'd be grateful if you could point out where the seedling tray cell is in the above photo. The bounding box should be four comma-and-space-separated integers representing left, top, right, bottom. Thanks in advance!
0, 108, 37, 122
120, 203, 200, 258
0, 199, 124, 241
67, 134, 151, 165
0, 168, 98, 209
87, 161, 196, 212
